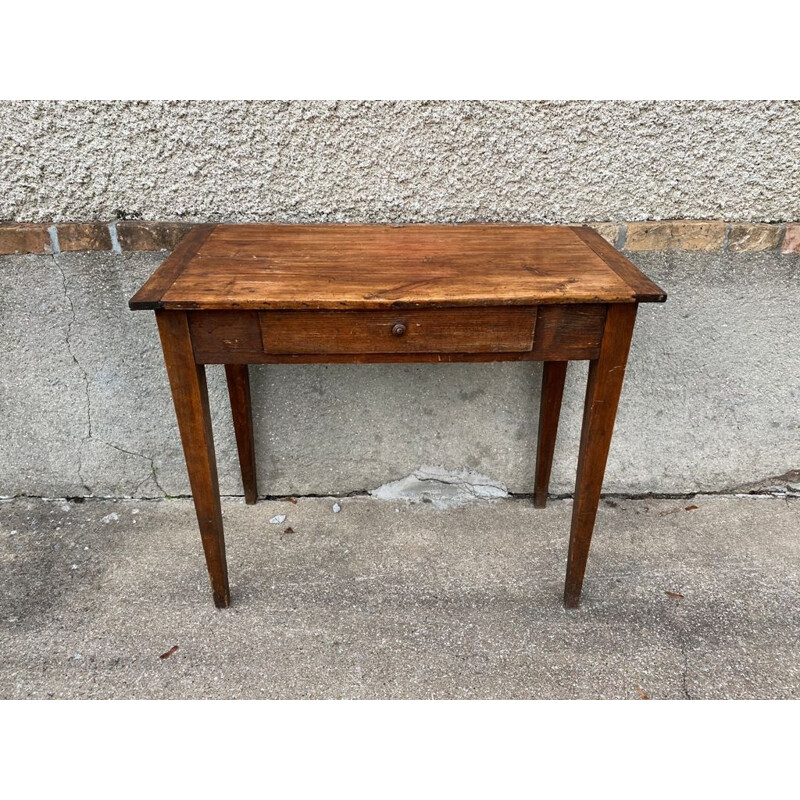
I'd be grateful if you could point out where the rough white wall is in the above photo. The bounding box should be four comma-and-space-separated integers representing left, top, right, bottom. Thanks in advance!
2, 100, 799, 223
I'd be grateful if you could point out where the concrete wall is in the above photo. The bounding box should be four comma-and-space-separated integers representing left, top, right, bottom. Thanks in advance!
2, 101, 799, 224
1, 100, 799, 498
1, 248, 798, 499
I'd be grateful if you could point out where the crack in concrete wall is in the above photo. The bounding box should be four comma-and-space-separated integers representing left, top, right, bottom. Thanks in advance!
52, 253, 92, 492
104, 442, 166, 497
50, 252, 167, 498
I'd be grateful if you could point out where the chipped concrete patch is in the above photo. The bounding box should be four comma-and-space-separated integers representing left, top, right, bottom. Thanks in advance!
727, 469, 800, 497
370, 466, 508, 509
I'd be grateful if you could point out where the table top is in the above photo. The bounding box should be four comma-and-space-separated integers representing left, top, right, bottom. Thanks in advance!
129, 224, 666, 311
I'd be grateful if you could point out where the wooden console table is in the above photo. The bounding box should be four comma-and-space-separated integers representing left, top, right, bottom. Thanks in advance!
129, 224, 666, 609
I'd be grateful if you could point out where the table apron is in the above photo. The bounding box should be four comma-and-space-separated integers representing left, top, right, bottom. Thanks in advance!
187, 304, 608, 364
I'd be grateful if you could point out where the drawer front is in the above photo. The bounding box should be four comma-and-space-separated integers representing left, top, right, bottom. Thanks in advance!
259, 308, 537, 355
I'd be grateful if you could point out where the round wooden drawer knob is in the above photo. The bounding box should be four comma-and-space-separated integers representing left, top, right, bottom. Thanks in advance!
392, 323, 407, 337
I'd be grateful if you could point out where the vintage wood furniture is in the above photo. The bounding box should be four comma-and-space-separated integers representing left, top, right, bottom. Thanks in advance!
129, 224, 666, 609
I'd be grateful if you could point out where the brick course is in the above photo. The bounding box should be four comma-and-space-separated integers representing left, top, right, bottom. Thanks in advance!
624, 221, 728, 251
57, 223, 112, 251
0, 224, 52, 255
781, 224, 800, 254
0, 221, 798, 255
728, 224, 784, 252
115, 221, 193, 251
588, 223, 618, 245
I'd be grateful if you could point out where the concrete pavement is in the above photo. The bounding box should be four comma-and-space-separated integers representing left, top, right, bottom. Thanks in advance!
1, 494, 798, 699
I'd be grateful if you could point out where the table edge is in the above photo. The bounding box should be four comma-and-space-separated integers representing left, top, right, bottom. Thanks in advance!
128, 224, 217, 310
152, 296, 638, 311
569, 226, 667, 303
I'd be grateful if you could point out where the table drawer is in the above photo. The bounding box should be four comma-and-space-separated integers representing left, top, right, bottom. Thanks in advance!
259, 308, 537, 354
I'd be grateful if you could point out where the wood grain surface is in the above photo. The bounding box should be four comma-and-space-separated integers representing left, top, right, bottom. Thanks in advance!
224, 364, 258, 505
155, 310, 230, 608
135, 224, 665, 610
533, 360, 568, 508
187, 305, 605, 363
259, 308, 536, 354
564, 303, 639, 608
129, 225, 216, 310
570, 226, 666, 302
130, 224, 666, 311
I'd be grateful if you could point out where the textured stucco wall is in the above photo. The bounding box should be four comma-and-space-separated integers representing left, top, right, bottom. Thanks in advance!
2, 100, 799, 224
1, 249, 798, 499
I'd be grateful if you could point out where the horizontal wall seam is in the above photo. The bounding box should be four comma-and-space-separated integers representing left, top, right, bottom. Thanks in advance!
0, 220, 799, 256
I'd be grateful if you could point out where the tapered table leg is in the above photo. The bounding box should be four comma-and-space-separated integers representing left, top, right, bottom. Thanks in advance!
534, 361, 568, 508
564, 304, 638, 609
225, 364, 258, 505
156, 310, 230, 608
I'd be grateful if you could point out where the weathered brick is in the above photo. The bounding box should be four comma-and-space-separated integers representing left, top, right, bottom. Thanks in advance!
588, 223, 618, 245
116, 221, 193, 251
57, 223, 112, 251
624, 221, 727, 251
0, 223, 52, 255
780, 223, 800, 254
727, 223, 783, 252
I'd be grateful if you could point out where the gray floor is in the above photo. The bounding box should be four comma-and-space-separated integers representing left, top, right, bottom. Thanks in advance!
1, 494, 798, 699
